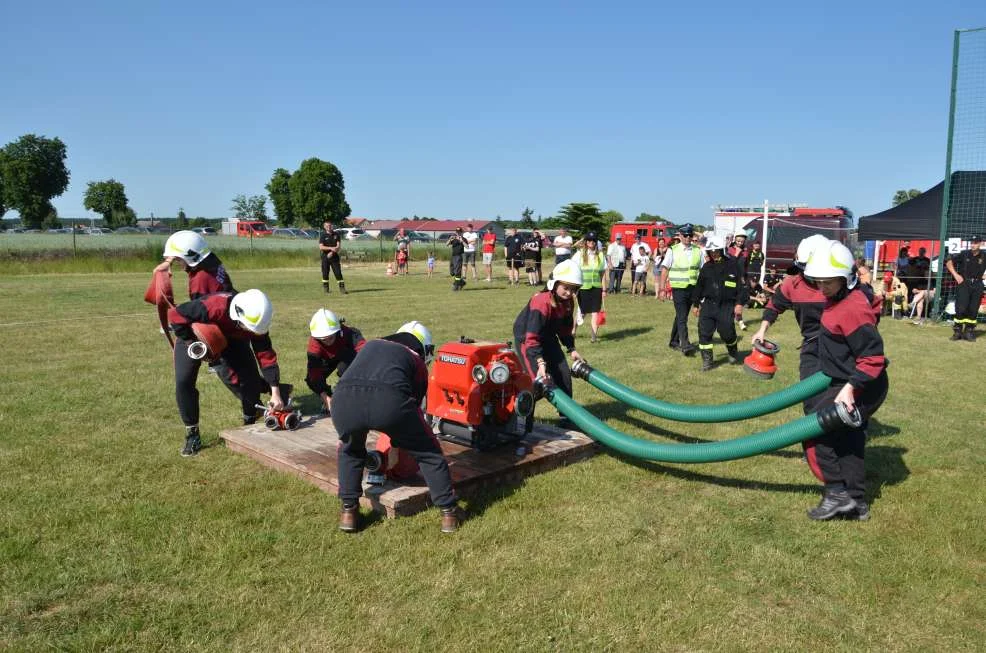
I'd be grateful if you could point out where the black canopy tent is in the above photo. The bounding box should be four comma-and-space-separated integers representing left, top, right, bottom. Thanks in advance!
858, 171, 986, 240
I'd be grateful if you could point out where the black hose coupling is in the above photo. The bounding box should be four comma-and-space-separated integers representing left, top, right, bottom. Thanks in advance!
816, 402, 864, 432
570, 358, 594, 380
532, 377, 553, 401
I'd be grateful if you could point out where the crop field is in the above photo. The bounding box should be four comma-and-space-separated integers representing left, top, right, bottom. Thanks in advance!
1, 261, 985, 651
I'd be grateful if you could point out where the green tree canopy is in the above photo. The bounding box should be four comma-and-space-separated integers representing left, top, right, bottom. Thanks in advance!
288, 158, 350, 227
635, 212, 663, 222
557, 202, 608, 237
892, 189, 922, 207
176, 207, 188, 229
521, 207, 536, 229
231, 194, 268, 221
0, 169, 6, 218
266, 168, 295, 226
0, 134, 70, 228
602, 210, 624, 223
83, 179, 131, 227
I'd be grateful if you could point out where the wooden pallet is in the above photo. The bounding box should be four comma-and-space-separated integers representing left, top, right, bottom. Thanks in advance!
220, 416, 598, 517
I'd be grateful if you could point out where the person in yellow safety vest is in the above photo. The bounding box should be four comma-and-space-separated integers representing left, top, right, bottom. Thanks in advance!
574, 232, 609, 343
659, 223, 703, 356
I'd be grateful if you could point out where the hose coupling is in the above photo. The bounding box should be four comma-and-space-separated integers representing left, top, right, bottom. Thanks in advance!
570, 358, 594, 380
816, 402, 864, 431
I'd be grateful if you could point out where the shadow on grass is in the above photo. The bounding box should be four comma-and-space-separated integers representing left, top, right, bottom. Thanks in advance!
867, 418, 901, 439
616, 455, 818, 494
865, 445, 909, 502
596, 326, 652, 342
338, 287, 385, 294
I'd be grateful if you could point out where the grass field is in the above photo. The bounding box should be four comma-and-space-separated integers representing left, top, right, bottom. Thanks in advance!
2, 262, 985, 651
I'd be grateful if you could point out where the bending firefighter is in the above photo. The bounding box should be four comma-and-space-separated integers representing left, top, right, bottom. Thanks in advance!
168, 290, 289, 457
330, 321, 465, 533
155, 230, 235, 299
513, 259, 583, 429
305, 308, 366, 416
801, 241, 889, 521
691, 235, 748, 371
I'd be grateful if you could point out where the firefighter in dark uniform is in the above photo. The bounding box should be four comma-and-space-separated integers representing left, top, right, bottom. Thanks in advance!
305, 308, 365, 415
168, 289, 288, 457
318, 221, 347, 294
447, 227, 467, 290
692, 235, 747, 371
155, 230, 235, 299
946, 235, 985, 342
802, 241, 888, 521
331, 321, 465, 533
513, 259, 583, 429
659, 223, 703, 355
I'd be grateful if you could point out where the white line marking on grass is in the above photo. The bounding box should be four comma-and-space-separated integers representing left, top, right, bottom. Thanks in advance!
0, 312, 151, 328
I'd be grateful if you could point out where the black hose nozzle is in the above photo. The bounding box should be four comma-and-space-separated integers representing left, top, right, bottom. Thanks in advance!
532, 378, 552, 401
570, 359, 594, 380
816, 402, 864, 432
365, 450, 385, 473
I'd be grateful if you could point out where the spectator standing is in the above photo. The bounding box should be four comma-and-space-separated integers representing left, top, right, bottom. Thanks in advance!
895, 246, 911, 279
462, 223, 479, 281
553, 227, 574, 264
574, 233, 609, 343
946, 235, 985, 341
631, 245, 650, 296
654, 238, 670, 300
606, 234, 627, 293
446, 227, 467, 291
504, 227, 525, 286
532, 227, 546, 283
319, 221, 348, 294
659, 224, 703, 356
523, 230, 543, 286
728, 232, 748, 260
481, 226, 497, 281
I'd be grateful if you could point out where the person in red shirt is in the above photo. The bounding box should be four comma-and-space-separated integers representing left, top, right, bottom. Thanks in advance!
168, 289, 287, 457
481, 226, 497, 281
154, 230, 234, 300
305, 308, 366, 415
801, 241, 888, 521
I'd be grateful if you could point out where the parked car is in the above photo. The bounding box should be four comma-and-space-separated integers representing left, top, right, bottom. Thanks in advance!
191, 227, 217, 235
115, 226, 152, 234
336, 227, 370, 240
46, 227, 73, 234
408, 231, 435, 243
271, 227, 306, 238
85, 227, 113, 235
299, 229, 319, 239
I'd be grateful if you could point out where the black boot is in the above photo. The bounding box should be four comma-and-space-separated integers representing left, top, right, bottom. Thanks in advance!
680, 342, 697, 357
726, 344, 742, 365
339, 281, 348, 295
964, 325, 976, 341
181, 425, 202, 457
700, 349, 713, 372
951, 326, 963, 341
807, 489, 857, 520
323, 283, 331, 294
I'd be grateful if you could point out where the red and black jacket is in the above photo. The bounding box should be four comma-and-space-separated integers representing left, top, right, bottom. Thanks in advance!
167, 292, 279, 386
818, 288, 886, 390
306, 325, 366, 395
187, 253, 234, 299
762, 273, 825, 342
513, 291, 575, 370
334, 338, 429, 403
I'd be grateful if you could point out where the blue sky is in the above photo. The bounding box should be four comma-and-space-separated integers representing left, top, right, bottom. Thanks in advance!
1, 0, 983, 223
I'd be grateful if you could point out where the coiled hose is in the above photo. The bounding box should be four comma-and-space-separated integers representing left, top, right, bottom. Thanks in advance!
546, 388, 860, 463
570, 360, 832, 423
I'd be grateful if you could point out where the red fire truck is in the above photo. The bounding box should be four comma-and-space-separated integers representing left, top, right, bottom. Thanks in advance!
609, 222, 678, 251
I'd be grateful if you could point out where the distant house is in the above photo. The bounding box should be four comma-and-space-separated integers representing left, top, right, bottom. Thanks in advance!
346, 217, 371, 227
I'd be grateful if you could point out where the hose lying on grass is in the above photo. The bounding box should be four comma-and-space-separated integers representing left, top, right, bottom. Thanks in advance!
545, 385, 861, 464
570, 359, 832, 423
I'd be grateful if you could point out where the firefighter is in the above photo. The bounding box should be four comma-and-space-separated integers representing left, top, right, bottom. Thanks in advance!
691, 235, 747, 371
945, 235, 985, 342
168, 289, 288, 457
154, 230, 235, 299
447, 227, 467, 290
318, 221, 348, 294
331, 321, 464, 533
801, 241, 889, 521
659, 223, 703, 355
751, 234, 830, 381
305, 308, 366, 416
513, 259, 583, 428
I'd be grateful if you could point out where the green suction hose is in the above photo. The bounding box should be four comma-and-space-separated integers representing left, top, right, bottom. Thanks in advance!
570, 360, 832, 423
547, 388, 861, 463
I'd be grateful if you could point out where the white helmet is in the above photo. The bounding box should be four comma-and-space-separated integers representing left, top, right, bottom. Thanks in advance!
309, 308, 342, 338
164, 230, 211, 267
229, 289, 273, 335
804, 240, 857, 289
795, 234, 831, 267
398, 320, 434, 358
547, 258, 583, 291
703, 235, 724, 251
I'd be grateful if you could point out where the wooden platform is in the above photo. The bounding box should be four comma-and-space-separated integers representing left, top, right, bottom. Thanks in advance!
220, 416, 598, 517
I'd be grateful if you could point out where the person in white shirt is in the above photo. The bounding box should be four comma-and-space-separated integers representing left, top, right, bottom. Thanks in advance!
462, 223, 479, 280
631, 245, 650, 296
553, 228, 574, 264
606, 234, 628, 293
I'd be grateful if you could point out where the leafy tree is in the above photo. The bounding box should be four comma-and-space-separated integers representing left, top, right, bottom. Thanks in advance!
892, 189, 922, 206
0, 169, 6, 218
0, 134, 70, 229
288, 158, 350, 227
41, 204, 61, 230
634, 212, 662, 222
231, 194, 268, 221
557, 202, 608, 237
83, 179, 130, 227
190, 216, 209, 227
521, 207, 536, 229
176, 208, 188, 229
111, 207, 137, 227
602, 210, 624, 223
266, 168, 295, 226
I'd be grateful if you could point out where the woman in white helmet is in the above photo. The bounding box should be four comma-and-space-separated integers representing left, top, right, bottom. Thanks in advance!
330, 321, 463, 534
512, 258, 584, 428
166, 289, 288, 457
800, 240, 888, 522
690, 235, 748, 371
155, 230, 235, 300
305, 308, 366, 415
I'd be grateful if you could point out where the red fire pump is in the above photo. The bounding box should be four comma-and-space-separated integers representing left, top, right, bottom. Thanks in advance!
426, 338, 535, 450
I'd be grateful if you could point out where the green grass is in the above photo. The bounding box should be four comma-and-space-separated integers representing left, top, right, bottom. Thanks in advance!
1, 264, 984, 651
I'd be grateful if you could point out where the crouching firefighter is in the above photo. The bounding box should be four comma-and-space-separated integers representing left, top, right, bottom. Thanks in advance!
305, 308, 365, 416
802, 241, 889, 521
692, 235, 748, 371
513, 258, 583, 430
330, 321, 465, 533
168, 289, 289, 457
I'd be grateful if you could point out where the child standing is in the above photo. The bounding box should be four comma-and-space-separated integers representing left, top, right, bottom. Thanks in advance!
426, 251, 435, 277
632, 246, 649, 296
